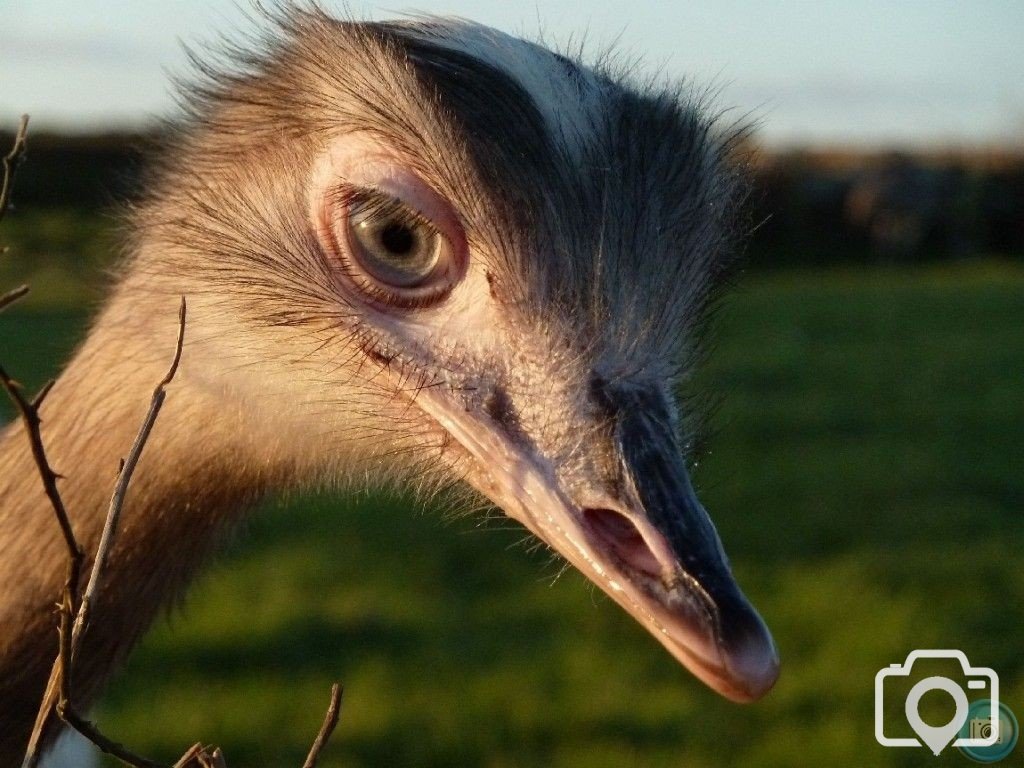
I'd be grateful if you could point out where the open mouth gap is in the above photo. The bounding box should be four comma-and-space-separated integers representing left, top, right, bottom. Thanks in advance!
581, 507, 665, 579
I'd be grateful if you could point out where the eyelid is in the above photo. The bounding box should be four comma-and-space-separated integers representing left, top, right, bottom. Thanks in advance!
330, 157, 456, 218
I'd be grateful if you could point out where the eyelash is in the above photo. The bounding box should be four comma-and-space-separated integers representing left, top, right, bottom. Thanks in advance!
345, 187, 437, 233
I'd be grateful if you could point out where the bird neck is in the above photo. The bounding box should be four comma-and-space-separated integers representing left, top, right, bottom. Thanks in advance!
0, 288, 298, 761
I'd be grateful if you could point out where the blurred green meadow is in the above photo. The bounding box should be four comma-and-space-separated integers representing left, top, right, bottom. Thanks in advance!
1, 218, 1022, 767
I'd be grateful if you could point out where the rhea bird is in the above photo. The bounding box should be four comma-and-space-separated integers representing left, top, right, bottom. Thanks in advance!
0, 8, 780, 761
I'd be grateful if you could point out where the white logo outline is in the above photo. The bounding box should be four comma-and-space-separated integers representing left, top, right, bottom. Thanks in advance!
874, 649, 999, 753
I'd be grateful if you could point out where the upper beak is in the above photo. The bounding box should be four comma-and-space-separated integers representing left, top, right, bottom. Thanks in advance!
588, 378, 780, 701
416, 379, 779, 703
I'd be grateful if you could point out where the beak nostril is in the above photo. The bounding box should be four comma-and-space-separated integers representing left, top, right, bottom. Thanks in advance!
581, 507, 665, 579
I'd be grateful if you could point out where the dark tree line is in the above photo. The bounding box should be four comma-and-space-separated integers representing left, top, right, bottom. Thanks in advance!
3, 130, 1024, 267
747, 149, 1024, 266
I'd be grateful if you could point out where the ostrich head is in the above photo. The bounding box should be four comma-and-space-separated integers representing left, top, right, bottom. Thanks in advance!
131, 9, 778, 702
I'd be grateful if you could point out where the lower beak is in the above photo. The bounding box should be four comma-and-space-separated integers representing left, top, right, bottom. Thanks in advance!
416, 382, 779, 703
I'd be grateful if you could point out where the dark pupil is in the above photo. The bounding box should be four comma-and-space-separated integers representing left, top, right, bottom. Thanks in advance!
379, 223, 416, 257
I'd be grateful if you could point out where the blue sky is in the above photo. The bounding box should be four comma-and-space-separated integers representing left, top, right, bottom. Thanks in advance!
2, 1, 1022, 147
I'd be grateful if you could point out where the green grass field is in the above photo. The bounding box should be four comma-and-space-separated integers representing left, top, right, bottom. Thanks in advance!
2, 256, 1022, 767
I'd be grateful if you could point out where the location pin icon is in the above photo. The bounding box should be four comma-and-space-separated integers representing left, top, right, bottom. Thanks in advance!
905, 677, 970, 755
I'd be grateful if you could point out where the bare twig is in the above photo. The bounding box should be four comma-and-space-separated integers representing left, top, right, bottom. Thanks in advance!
71, 297, 187, 651
0, 115, 67, 768
19, 300, 187, 768
0, 284, 29, 312
57, 298, 188, 768
18, 295, 342, 767
7, 358, 83, 766
174, 744, 227, 768
0, 369, 84, 764
6, 110, 347, 764
60, 710, 164, 768
4, 113, 346, 767
302, 684, 344, 768
167, 683, 342, 768
1, 114, 29, 222
0, 373, 77, 562
2, 117, 31, 313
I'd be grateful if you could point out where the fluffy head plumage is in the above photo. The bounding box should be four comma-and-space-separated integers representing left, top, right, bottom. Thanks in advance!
125, 3, 775, 703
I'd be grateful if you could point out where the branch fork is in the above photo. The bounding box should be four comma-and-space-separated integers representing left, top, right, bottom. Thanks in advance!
3, 119, 343, 768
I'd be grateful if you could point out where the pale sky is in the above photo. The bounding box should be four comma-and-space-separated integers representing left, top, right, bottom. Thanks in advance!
2, 1, 1023, 147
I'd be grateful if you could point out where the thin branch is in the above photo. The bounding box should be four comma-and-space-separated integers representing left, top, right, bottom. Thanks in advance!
302, 684, 343, 768
56, 298, 188, 768
0, 371, 78, 561
6, 161, 348, 764
19, 300, 187, 768
0, 113, 83, 768
0, 284, 29, 312
173, 744, 227, 768
71, 296, 187, 651
1, 116, 30, 315
6, 110, 346, 765
60, 710, 165, 768
2, 366, 81, 768
0, 114, 29, 222
7, 370, 81, 768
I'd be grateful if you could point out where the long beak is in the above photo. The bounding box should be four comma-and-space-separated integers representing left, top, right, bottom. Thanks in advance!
416, 381, 779, 703
593, 379, 780, 701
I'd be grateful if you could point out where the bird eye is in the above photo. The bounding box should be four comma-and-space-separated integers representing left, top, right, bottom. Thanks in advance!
319, 178, 466, 310
347, 194, 444, 289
